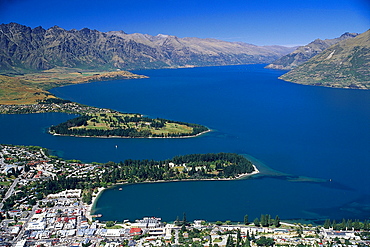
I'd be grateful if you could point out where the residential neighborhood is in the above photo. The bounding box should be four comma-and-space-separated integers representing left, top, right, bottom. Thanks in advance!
0, 144, 369, 247
0, 101, 117, 115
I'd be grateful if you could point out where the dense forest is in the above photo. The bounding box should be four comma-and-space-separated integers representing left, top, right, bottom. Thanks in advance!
34, 153, 255, 198
49, 114, 209, 138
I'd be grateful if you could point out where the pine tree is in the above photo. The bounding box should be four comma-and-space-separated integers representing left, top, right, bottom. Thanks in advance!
347, 219, 353, 230
341, 218, 347, 230
244, 214, 249, 225
254, 218, 260, 227
363, 220, 369, 231
267, 214, 272, 226
182, 212, 187, 226
261, 214, 270, 227
260, 214, 266, 227
332, 220, 337, 230
236, 229, 241, 247
274, 215, 281, 227
175, 216, 181, 226
226, 234, 234, 247
353, 219, 360, 231
323, 219, 331, 229
243, 238, 251, 247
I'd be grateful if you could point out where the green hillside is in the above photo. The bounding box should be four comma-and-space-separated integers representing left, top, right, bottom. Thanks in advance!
280, 30, 370, 89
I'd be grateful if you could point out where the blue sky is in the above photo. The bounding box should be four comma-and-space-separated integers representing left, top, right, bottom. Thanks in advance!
1, 0, 369, 46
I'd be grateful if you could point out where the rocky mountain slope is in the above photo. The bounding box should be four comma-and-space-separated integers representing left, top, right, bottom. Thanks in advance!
0, 23, 295, 74
265, 32, 358, 70
279, 29, 370, 89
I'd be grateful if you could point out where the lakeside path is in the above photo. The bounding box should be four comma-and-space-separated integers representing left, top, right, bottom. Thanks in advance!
88, 164, 260, 220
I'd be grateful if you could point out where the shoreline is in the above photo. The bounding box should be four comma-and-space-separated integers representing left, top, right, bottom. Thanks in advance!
51, 129, 211, 139
88, 164, 260, 219
86, 187, 105, 222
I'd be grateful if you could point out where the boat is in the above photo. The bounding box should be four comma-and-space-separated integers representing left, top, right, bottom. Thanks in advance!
91, 214, 102, 218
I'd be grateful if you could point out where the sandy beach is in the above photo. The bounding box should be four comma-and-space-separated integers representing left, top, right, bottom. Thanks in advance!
235, 164, 260, 179
86, 187, 105, 221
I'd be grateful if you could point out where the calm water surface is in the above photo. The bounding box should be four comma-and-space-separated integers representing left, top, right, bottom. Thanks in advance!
1, 65, 369, 222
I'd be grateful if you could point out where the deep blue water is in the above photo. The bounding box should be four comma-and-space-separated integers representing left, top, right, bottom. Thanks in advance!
1, 64, 369, 222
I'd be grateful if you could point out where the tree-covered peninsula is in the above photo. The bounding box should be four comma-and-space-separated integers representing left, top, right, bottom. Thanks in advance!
39, 153, 256, 194
1, 145, 256, 211
49, 112, 209, 138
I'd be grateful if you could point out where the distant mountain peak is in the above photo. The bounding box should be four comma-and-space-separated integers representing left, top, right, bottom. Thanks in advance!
156, 34, 170, 38
105, 30, 127, 35
49, 25, 64, 30
339, 32, 359, 39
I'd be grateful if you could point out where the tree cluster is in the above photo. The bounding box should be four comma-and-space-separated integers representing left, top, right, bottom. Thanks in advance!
38, 98, 72, 104
323, 218, 369, 231
253, 214, 280, 228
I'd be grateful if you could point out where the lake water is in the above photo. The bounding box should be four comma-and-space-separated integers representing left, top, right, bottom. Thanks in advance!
1, 64, 369, 222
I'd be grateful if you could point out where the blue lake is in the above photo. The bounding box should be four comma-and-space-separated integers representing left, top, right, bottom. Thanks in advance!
1, 64, 369, 222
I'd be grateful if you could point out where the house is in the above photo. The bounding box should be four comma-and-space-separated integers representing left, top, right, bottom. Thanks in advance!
10, 226, 20, 235
129, 228, 142, 236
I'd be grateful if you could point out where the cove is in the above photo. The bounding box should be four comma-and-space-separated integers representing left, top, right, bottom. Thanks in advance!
1, 64, 369, 221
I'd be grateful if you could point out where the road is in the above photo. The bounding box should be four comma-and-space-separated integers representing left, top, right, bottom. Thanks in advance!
0, 178, 20, 210
14, 205, 37, 243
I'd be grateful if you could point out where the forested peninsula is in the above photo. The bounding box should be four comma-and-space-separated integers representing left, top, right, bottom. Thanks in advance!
41, 152, 257, 193
1, 144, 257, 211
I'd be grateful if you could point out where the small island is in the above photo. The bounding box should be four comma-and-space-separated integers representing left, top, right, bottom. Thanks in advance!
49, 112, 209, 138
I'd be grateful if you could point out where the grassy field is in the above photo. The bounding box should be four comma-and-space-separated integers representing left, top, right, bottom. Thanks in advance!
149, 122, 193, 135
71, 112, 194, 136
0, 67, 147, 105
0, 75, 55, 105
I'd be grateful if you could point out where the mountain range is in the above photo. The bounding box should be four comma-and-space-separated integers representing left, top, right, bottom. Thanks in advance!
0, 22, 368, 90
279, 29, 370, 89
0, 23, 295, 74
265, 32, 359, 70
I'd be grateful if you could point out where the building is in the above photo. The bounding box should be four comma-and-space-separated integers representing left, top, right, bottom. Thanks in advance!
129, 228, 142, 236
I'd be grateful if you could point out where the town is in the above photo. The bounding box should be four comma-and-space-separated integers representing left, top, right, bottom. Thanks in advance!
0, 144, 369, 247
0, 99, 117, 115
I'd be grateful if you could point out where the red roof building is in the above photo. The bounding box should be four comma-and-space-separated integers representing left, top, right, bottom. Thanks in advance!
129, 228, 142, 236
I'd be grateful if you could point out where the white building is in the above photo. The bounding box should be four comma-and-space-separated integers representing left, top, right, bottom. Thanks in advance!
26, 222, 46, 231
47, 189, 82, 198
